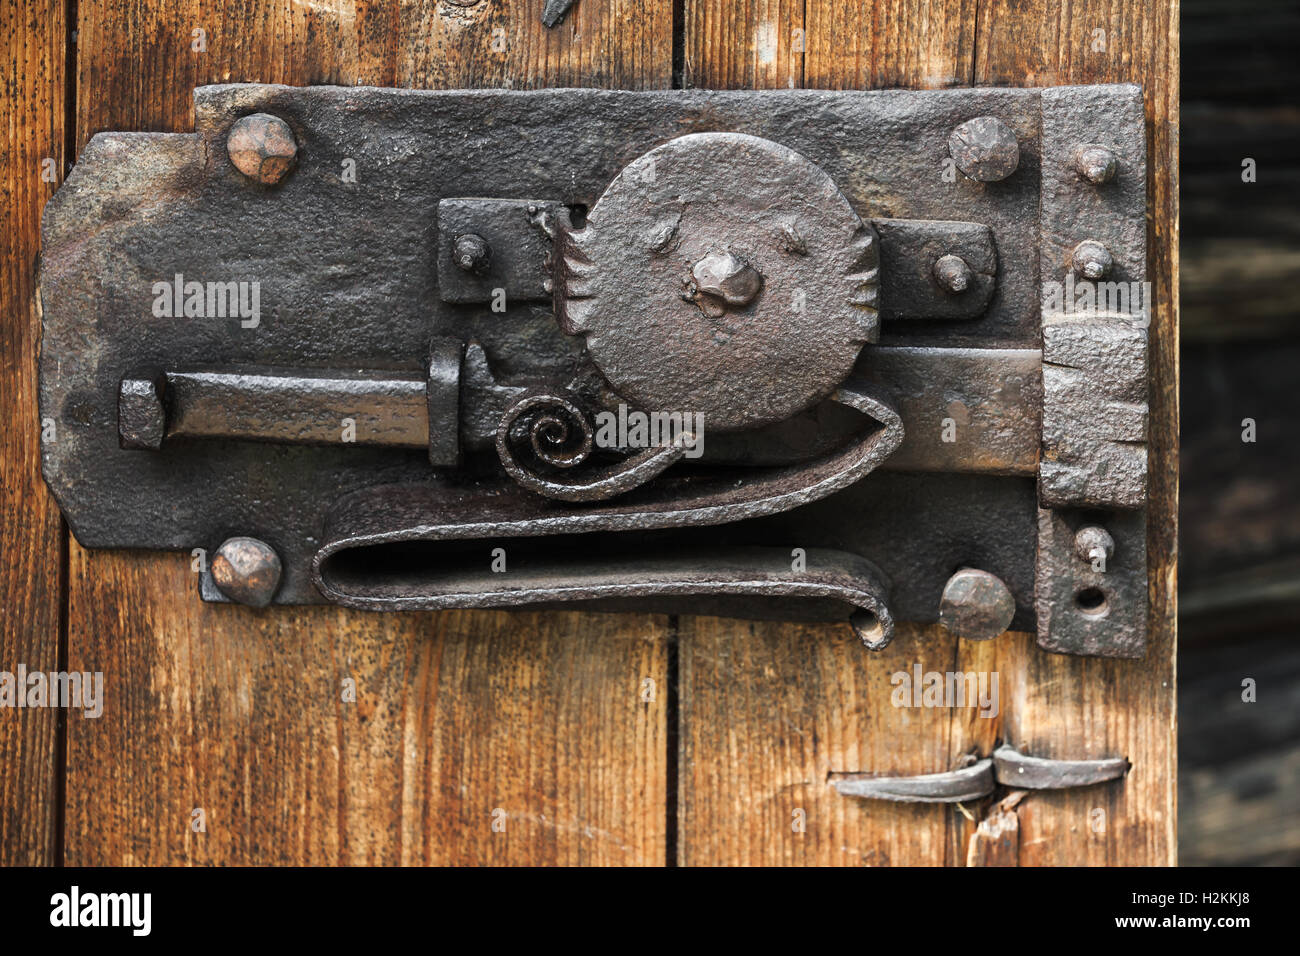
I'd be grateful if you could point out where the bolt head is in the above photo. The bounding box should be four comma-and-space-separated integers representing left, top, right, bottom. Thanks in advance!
227, 113, 298, 185
453, 233, 492, 273
1071, 239, 1114, 280
948, 116, 1020, 182
939, 569, 1016, 641
933, 254, 973, 294
211, 537, 282, 607
1074, 145, 1119, 185
1074, 525, 1116, 565
689, 251, 764, 315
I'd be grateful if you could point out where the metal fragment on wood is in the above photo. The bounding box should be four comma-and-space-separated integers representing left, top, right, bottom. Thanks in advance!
831, 759, 995, 803
541, 0, 578, 28
834, 746, 1129, 805
992, 744, 1130, 789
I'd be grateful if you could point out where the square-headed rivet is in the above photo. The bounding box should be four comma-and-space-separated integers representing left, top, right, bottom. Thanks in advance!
118, 373, 166, 450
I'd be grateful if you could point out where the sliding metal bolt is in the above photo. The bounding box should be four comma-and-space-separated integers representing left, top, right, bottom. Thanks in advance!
212, 537, 282, 607
939, 569, 1016, 641
226, 113, 297, 185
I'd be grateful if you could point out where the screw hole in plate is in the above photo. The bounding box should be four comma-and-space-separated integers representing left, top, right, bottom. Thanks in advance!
1075, 587, 1109, 616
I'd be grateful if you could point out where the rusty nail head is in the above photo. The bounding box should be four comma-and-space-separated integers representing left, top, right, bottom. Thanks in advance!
1073, 144, 1118, 184
1074, 525, 1116, 565
227, 113, 298, 185
212, 537, 282, 607
948, 116, 1020, 182
939, 568, 1016, 641
453, 233, 492, 273
933, 254, 973, 294
1070, 239, 1114, 279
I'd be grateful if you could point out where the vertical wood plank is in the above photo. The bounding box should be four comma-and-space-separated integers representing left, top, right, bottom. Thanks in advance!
682, 0, 805, 89
681, 622, 1000, 865
678, 1, 981, 867
973, 0, 1179, 866
63, 0, 674, 866
0, 0, 66, 867
683, 1, 977, 91
678, 0, 1176, 865
805, 0, 976, 90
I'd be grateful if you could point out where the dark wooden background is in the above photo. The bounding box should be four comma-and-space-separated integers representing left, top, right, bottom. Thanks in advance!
1178, 0, 1300, 866
3, 0, 1178, 866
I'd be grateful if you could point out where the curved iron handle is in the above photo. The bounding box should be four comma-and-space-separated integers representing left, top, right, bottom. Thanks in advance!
315, 545, 895, 649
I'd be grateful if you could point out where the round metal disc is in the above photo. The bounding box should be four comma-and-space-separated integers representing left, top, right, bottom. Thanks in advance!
558, 132, 880, 432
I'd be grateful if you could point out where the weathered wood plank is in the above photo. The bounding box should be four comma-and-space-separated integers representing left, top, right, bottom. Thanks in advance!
681, 622, 998, 865
0, 0, 66, 867
678, 0, 1177, 865
682, 0, 805, 89
805, 0, 976, 90
683, 1, 976, 91
677, 0, 982, 866
63, 0, 673, 866
973, 0, 1179, 866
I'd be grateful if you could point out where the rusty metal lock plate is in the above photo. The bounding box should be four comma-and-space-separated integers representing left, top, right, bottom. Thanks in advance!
38, 83, 1150, 658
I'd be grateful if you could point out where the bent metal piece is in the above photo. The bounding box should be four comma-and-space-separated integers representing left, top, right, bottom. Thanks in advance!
831, 759, 996, 803
39, 83, 1151, 658
830, 745, 1131, 803
314, 383, 904, 646
991, 744, 1129, 789
320, 547, 896, 650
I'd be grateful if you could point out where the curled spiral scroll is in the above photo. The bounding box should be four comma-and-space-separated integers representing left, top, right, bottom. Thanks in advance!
495, 391, 691, 502
504, 393, 594, 470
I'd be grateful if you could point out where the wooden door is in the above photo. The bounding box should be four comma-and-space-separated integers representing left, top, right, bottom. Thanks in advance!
1, 0, 1177, 866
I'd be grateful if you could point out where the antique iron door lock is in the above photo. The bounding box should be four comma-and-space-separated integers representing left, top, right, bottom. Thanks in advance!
39, 83, 1150, 658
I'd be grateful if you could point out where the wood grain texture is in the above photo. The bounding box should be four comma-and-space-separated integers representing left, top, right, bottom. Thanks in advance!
66, 557, 668, 865
677, 0, 1177, 865
63, 0, 673, 866
975, 0, 1179, 867
677, 0, 985, 868
805, 0, 977, 90
0, 0, 66, 867
683, 0, 977, 90
680, 622, 996, 865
